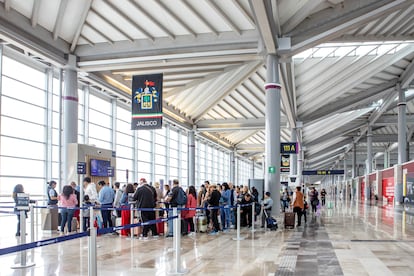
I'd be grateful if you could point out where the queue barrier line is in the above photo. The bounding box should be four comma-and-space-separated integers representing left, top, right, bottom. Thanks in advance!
0, 232, 89, 256
97, 216, 175, 235
0, 202, 256, 255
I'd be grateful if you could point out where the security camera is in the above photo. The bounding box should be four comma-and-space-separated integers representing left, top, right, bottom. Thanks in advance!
97, 150, 102, 154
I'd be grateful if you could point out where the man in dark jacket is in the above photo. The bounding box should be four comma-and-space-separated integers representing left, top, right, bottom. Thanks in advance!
133, 178, 158, 239
165, 179, 185, 237
207, 184, 221, 234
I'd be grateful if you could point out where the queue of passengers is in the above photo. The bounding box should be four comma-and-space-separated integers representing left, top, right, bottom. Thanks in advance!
39, 177, 274, 239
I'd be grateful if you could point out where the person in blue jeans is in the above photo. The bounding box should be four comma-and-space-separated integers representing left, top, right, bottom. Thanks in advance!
221, 183, 231, 230
59, 185, 78, 233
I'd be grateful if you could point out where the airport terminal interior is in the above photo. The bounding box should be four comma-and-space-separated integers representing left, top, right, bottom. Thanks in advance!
1, 0, 414, 275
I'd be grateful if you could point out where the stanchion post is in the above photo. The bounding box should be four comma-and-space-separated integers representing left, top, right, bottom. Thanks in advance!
11, 210, 35, 269
30, 205, 35, 242
232, 205, 245, 241
168, 207, 187, 275
130, 204, 134, 239
35, 201, 39, 238
88, 206, 97, 276
251, 202, 255, 232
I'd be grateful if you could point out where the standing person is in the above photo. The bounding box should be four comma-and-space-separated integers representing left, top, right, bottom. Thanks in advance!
308, 187, 319, 214
47, 181, 58, 206
165, 179, 186, 238
70, 181, 80, 225
59, 185, 78, 233
119, 184, 135, 237
164, 184, 171, 210
221, 183, 231, 231
240, 193, 254, 228
292, 186, 304, 227
281, 188, 289, 212
113, 182, 123, 217
154, 182, 163, 218
320, 188, 327, 206
12, 184, 26, 237
133, 178, 158, 239
261, 192, 273, 228
182, 185, 197, 235
83, 177, 98, 204
207, 184, 221, 235
47, 180, 60, 230
98, 180, 115, 229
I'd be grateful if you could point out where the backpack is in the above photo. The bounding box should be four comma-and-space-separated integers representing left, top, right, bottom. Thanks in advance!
175, 187, 187, 205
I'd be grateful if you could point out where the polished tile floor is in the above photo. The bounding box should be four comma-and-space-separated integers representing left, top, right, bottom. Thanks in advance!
1, 199, 414, 276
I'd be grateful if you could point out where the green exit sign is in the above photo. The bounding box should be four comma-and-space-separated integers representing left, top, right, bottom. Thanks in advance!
268, 166, 275, 174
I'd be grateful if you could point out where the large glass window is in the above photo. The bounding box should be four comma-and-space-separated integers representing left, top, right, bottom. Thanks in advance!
0, 52, 240, 198
0, 56, 47, 195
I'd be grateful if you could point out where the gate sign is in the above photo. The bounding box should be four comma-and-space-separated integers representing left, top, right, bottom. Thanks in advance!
77, 162, 86, 174
280, 142, 298, 154
302, 170, 344, 175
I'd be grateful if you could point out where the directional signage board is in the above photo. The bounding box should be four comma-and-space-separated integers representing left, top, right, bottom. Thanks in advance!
77, 162, 86, 174
302, 170, 344, 175
280, 142, 298, 154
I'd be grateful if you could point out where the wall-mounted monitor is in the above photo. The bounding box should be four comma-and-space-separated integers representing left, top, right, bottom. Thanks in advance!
90, 159, 111, 177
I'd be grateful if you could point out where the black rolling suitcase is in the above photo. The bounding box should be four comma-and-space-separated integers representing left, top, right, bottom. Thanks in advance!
284, 211, 295, 229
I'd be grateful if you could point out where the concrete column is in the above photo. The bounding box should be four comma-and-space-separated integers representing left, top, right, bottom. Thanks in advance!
394, 164, 403, 204
398, 83, 407, 164
290, 128, 297, 177
343, 156, 347, 183
230, 151, 235, 184
63, 55, 78, 184
265, 54, 281, 217
355, 177, 360, 202
352, 142, 357, 178
366, 126, 372, 200
376, 170, 383, 199
188, 130, 195, 186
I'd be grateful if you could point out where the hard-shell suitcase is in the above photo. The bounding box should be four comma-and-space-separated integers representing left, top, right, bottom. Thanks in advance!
70, 217, 78, 233
157, 221, 164, 235
284, 212, 295, 229
196, 214, 207, 233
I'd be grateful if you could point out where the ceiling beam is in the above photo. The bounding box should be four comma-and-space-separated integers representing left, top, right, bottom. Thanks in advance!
205, 0, 241, 35
155, 0, 196, 37
70, 0, 92, 52
282, 0, 324, 34
53, 0, 68, 40
290, 0, 413, 56
31, 0, 41, 28
303, 81, 397, 123
123, 0, 167, 42
182, 0, 218, 36
400, 57, 414, 89
0, 4, 68, 65
193, 61, 263, 122
75, 30, 259, 61
249, 0, 277, 54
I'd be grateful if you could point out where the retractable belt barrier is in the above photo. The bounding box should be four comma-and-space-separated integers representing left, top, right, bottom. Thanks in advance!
0, 202, 255, 275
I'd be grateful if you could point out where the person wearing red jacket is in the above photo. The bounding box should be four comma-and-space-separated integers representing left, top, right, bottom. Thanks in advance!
182, 186, 197, 235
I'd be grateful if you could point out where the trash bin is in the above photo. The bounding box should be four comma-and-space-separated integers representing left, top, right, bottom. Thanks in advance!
41, 207, 59, 231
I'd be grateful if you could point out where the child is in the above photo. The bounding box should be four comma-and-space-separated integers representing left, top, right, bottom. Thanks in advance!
82, 195, 93, 232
